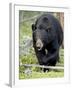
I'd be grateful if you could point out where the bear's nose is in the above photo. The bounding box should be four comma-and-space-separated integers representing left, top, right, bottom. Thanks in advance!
36, 43, 41, 50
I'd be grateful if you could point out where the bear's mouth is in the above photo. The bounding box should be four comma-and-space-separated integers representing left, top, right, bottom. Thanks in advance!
37, 46, 42, 51
37, 48, 48, 55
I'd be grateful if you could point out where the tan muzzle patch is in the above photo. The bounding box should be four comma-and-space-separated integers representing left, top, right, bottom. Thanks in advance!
36, 39, 43, 51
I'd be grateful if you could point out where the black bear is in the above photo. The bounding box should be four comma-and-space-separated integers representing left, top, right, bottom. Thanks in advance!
32, 14, 63, 72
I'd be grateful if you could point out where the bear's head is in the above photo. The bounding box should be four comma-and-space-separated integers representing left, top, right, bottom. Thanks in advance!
32, 16, 56, 51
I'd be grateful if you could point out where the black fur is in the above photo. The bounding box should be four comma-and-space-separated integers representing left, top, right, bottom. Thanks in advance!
32, 14, 63, 72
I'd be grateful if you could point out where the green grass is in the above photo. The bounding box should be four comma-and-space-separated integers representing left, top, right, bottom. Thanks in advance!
19, 49, 64, 79
19, 70, 64, 79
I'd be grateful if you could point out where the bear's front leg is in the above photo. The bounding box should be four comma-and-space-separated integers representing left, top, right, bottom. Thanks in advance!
43, 39, 60, 66
35, 49, 46, 65
43, 48, 59, 66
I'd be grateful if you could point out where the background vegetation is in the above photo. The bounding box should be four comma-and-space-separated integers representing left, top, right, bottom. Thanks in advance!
19, 11, 64, 79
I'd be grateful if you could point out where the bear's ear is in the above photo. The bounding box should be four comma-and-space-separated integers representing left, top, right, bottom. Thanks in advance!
32, 24, 36, 31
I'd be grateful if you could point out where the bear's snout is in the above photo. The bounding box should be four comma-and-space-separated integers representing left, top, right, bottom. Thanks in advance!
36, 39, 43, 51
